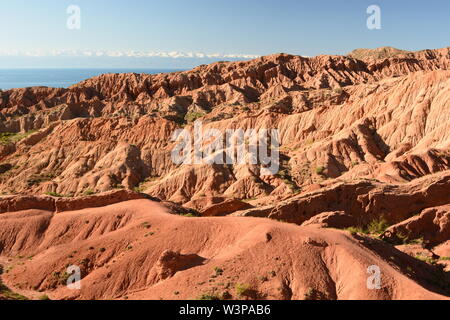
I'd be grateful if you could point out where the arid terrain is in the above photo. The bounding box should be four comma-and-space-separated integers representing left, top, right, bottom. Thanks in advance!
0, 47, 449, 300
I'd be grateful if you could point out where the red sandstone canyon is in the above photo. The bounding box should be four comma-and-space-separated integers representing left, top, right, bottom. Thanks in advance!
0, 47, 449, 301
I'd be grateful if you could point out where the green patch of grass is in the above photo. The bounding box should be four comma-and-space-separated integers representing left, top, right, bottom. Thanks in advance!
439, 257, 450, 261
235, 283, 252, 298
277, 164, 301, 193
333, 87, 344, 94
26, 173, 55, 186
141, 222, 151, 229
83, 189, 95, 196
52, 271, 72, 286
315, 166, 325, 175
38, 294, 50, 300
304, 288, 327, 300
415, 255, 438, 265
346, 226, 368, 235
214, 267, 224, 276
346, 217, 390, 236
198, 292, 222, 300
0, 130, 37, 145
221, 291, 232, 300
133, 185, 145, 192
185, 112, 205, 123
403, 235, 424, 245
175, 209, 200, 217
181, 213, 197, 217
366, 218, 390, 235
44, 192, 66, 198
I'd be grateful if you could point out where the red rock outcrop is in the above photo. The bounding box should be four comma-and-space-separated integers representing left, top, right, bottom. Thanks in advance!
383, 205, 450, 245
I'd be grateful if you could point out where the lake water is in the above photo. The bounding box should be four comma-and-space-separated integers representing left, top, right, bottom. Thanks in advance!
0, 68, 182, 90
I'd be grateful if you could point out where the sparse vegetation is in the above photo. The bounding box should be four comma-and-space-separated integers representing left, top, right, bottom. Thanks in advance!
221, 291, 232, 300
185, 111, 205, 123
235, 283, 252, 297
214, 267, 224, 276
415, 255, 439, 265
0, 130, 37, 145
366, 218, 390, 235
304, 288, 327, 300
26, 173, 55, 186
38, 294, 50, 300
198, 292, 222, 300
346, 226, 367, 235
44, 191, 66, 198
0, 281, 28, 300
315, 166, 325, 175
141, 222, 151, 229
346, 217, 390, 236
83, 189, 95, 196
181, 213, 197, 217
52, 271, 71, 286
395, 232, 424, 245
175, 209, 200, 217
277, 160, 301, 193
334, 87, 344, 94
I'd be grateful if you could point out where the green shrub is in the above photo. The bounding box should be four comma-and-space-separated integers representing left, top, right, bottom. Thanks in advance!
304, 288, 327, 300
415, 255, 438, 265
214, 267, 224, 276
235, 283, 252, 297
367, 218, 390, 235
346, 217, 390, 235
198, 292, 222, 300
44, 192, 65, 198
0, 281, 28, 300
346, 226, 367, 235
315, 166, 325, 175
0, 130, 37, 145
26, 173, 55, 186
83, 189, 95, 196
185, 112, 205, 123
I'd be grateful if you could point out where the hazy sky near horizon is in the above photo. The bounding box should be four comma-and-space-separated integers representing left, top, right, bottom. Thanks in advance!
0, 0, 449, 68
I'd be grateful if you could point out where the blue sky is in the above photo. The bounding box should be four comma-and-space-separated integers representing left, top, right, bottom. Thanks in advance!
0, 0, 448, 68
